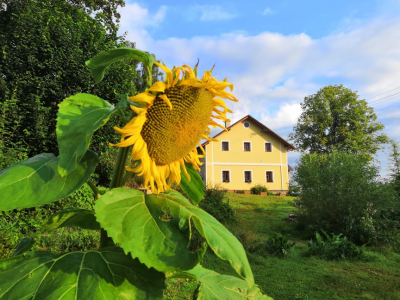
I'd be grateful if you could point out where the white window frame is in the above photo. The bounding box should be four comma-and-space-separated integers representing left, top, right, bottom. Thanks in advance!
243, 141, 252, 152
244, 170, 252, 183
265, 142, 273, 152
221, 140, 230, 151
222, 170, 231, 183
243, 121, 250, 128
265, 170, 274, 183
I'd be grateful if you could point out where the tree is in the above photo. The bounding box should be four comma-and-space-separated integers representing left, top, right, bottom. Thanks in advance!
289, 85, 388, 160
388, 140, 400, 196
0, 0, 166, 185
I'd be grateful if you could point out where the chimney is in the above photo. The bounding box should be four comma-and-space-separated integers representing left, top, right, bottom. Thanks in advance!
225, 120, 231, 128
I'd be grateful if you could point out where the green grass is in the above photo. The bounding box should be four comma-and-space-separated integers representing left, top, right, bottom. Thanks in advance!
2, 192, 399, 299
166, 194, 400, 300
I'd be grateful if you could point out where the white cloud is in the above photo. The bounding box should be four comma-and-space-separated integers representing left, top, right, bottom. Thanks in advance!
118, 3, 167, 48
262, 7, 276, 15
261, 103, 302, 130
118, 3, 400, 140
188, 5, 237, 21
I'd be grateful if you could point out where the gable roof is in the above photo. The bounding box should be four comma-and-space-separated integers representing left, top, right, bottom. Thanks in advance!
202, 115, 295, 150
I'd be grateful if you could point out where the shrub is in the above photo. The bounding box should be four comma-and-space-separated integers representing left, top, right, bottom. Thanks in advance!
307, 230, 364, 260
287, 183, 301, 196
0, 184, 97, 257
199, 187, 235, 225
250, 184, 268, 195
294, 150, 399, 245
251, 233, 295, 257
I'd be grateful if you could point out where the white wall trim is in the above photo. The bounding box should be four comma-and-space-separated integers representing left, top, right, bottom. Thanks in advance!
211, 142, 214, 185
207, 162, 286, 166
280, 142, 283, 190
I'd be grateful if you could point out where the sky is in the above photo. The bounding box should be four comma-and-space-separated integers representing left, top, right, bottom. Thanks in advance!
117, 0, 400, 177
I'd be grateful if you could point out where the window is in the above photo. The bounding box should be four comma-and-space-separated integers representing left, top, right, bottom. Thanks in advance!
265, 142, 272, 152
243, 122, 250, 128
222, 141, 229, 151
243, 142, 251, 151
244, 171, 252, 183
266, 171, 273, 182
222, 170, 230, 183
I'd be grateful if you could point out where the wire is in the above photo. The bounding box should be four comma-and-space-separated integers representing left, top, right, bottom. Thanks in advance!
368, 91, 400, 104
365, 86, 400, 101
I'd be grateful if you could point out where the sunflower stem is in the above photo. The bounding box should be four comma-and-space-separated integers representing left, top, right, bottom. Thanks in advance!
100, 145, 131, 248
86, 180, 100, 200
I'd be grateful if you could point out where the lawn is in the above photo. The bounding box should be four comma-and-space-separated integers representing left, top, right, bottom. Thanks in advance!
165, 194, 400, 300
2, 192, 399, 299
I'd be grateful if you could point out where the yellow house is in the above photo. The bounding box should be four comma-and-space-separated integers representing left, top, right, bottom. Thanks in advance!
199, 115, 295, 193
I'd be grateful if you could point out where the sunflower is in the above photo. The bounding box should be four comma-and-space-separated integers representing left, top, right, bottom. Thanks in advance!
112, 62, 238, 193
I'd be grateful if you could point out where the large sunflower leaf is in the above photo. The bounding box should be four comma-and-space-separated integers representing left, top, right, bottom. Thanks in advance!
0, 150, 98, 211
57, 93, 114, 176
164, 190, 254, 287
0, 247, 165, 299
86, 48, 156, 84
95, 188, 207, 273
42, 207, 100, 231
95, 189, 254, 286
183, 265, 272, 300
179, 162, 205, 205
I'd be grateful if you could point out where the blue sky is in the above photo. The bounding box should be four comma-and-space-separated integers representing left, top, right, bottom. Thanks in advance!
118, 0, 400, 177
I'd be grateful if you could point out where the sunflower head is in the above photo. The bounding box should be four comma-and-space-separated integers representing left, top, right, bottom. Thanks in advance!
112, 61, 238, 193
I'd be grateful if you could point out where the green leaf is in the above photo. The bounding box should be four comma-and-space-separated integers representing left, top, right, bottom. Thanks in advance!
95, 188, 207, 273
0, 247, 165, 299
42, 207, 100, 231
86, 47, 156, 83
0, 150, 98, 211
184, 265, 272, 300
179, 162, 205, 205
12, 238, 34, 257
57, 93, 113, 176
95, 189, 254, 286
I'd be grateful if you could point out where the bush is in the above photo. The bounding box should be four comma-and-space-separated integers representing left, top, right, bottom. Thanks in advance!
251, 233, 295, 257
0, 184, 97, 257
307, 230, 364, 260
250, 184, 268, 195
287, 183, 301, 196
294, 150, 399, 245
199, 187, 235, 225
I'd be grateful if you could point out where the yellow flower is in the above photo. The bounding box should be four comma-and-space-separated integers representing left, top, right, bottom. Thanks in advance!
112, 62, 238, 193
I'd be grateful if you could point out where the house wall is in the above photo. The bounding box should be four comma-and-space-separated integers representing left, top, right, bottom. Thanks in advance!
204, 118, 290, 191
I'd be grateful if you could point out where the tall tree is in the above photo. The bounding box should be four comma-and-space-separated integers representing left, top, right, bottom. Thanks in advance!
388, 140, 400, 196
289, 85, 388, 160
0, 0, 137, 156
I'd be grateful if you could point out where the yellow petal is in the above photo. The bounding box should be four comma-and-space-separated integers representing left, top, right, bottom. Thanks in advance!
147, 81, 167, 93
158, 94, 172, 110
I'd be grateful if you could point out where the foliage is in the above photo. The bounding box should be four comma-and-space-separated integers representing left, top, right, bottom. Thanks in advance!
307, 230, 365, 260
294, 150, 399, 245
251, 233, 295, 257
0, 48, 264, 299
289, 85, 388, 161
0, 0, 165, 186
287, 182, 301, 196
388, 140, 400, 197
251, 184, 268, 195
199, 187, 236, 225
